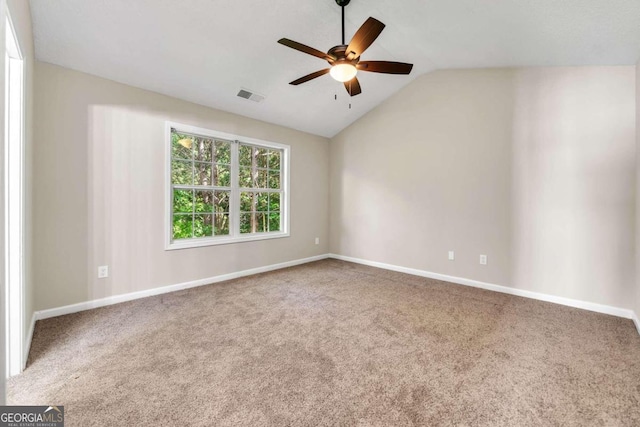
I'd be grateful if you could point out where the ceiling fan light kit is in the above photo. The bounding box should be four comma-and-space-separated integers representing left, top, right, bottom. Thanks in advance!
277, 0, 413, 96
330, 63, 357, 82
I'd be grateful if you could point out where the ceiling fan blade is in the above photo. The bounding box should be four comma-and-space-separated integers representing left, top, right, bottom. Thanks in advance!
357, 61, 413, 74
289, 69, 331, 85
344, 77, 362, 97
346, 17, 385, 59
278, 38, 333, 61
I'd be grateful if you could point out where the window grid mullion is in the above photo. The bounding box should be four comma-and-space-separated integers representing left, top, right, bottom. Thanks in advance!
191, 189, 195, 238
174, 184, 232, 191
231, 140, 240, 238
191, 148, 195, 238
238, 188, 282, 193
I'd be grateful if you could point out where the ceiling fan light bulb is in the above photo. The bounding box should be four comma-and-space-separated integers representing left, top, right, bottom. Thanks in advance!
330, 63, 357, 82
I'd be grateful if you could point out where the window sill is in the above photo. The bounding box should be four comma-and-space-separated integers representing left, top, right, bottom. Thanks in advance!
165, 232, 290, 251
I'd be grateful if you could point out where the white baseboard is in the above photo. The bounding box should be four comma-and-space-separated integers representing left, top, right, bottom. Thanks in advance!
329, 253, 635, 320
30, 252, 640, 341
35, 254, 329, 321
23, 311, 36, 370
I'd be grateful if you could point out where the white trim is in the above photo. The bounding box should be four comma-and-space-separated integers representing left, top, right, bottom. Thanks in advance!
35, 254, 329, 321
164, 122, 291, 250
633, 311, 640, 336
27, 253, 640, 343
4, 9, 20, 59
5, 9, 25, 377
165, 122, 290, 152
22, 312, 34, 370
329, 254, 635, 320
164, 121, 172, 249
165, 231, 290, 250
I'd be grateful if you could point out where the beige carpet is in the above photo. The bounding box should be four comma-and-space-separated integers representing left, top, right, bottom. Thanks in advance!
8, 259, 640, 426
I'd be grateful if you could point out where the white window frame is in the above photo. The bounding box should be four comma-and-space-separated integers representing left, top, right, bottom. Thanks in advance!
165, 122, 290, 250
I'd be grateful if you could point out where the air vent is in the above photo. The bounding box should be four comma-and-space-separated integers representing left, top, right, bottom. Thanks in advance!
237, 88, 265, 103
237, 89, 252, 99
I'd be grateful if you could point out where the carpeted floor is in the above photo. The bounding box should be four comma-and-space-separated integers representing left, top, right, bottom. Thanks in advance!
8, 259, 640, 426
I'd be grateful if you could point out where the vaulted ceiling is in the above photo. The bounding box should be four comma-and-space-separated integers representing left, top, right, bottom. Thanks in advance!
29, 0, 640, 137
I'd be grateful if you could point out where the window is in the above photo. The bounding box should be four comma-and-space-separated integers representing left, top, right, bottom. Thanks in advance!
166, 123, 289, 249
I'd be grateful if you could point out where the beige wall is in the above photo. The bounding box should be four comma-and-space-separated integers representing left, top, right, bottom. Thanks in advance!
7, 0, 34, 369
32, 61, 639, 315
34, 62, 329, 311
330, 67, 636, 309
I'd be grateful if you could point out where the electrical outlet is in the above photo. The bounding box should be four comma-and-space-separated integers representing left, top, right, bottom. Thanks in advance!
448, 251, 455, 261
98, 265, 109, 279
315, 237, 320, 245
479, 255, 488, 265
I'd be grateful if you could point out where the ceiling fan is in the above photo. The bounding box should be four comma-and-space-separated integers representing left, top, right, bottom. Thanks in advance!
277, 0, 413, 97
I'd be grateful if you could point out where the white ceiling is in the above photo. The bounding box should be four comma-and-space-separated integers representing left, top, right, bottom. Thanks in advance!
29, 0, 640, 138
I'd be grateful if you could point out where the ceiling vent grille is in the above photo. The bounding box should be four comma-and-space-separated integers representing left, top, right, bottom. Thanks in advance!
237, 88, 265, 103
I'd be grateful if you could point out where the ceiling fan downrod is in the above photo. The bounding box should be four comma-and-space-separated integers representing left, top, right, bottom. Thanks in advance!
336, 0, 351, 45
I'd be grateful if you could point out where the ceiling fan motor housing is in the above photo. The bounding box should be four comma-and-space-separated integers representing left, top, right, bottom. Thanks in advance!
335, 0, 351, 6
328, 45, 358, 64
